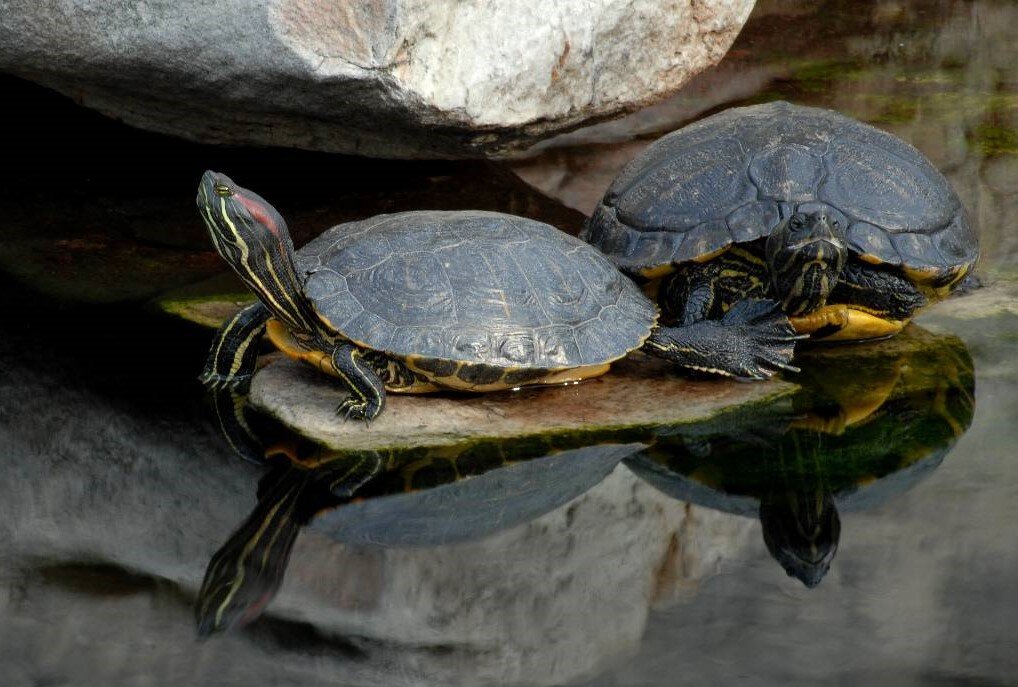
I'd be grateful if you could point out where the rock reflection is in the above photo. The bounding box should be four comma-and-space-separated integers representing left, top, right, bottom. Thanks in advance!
626, 326, 975, 587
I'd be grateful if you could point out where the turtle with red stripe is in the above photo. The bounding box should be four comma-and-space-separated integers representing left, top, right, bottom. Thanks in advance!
196, 172, 800, 421
582, 101, 978, 367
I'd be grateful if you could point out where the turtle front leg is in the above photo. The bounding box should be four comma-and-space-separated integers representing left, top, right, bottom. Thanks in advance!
644, 299, 802, 379
654, 266, 800, 379
331, 342, 386, 421
200, 302, 270, 391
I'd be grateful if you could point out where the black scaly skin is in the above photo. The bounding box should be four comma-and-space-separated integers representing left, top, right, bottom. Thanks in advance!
829, 262, 927, 321
199, 303, 273, 462
663, 250, 928, 325
200, 302, 270, 392
659, 247, 770, 324
331, 342, 387, 422
643, 299, 801, 379
647, 244, 800, 378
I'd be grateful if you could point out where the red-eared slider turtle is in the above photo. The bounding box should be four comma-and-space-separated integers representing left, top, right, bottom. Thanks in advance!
197, 172, 800, 420
583, 101, 978, 368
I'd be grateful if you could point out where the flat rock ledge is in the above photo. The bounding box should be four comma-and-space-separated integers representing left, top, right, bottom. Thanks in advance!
249, 354, 795, 451
0, 0, 755, 157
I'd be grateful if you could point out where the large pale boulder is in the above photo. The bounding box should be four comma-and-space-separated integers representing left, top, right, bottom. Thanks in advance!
0, 0, 755, 157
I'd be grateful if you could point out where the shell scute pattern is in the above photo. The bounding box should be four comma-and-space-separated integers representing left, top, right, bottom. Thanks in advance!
820, 138, 951, 233
585, 102, 977, 280
617, 137, 756, 231
533, 325, 583, 368
846, 222, 901, 266
748, 144, 824, 202
727, 201, 780, 242
298, 211, 652, 368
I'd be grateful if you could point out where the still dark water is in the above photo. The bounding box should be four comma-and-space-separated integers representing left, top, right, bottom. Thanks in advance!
2, 1, 1016, 685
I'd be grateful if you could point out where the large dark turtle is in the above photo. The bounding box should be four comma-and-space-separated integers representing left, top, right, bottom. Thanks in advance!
197, 172, 800, 420
583, 101, 978, 374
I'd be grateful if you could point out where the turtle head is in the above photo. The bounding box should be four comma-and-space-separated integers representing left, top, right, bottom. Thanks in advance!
759, 490, 840, 588
765, 211, 847, 316
197, 171, 314, 332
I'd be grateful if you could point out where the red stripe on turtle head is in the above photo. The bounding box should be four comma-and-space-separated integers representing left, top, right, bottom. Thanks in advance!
235, 193, 282, 238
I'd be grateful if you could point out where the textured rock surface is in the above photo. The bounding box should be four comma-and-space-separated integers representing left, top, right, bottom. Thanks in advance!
0, 0, 755, 157
249, 355, 796, 450
0, 330, 755, 686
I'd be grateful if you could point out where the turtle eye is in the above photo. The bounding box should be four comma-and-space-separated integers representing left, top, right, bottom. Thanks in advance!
214, 183, 233, 197
789, 217, 803, 230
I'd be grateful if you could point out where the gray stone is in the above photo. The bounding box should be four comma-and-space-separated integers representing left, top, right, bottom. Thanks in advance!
0, 333, 755, 686
248, 354, 796, 451
0, 0, 755, 158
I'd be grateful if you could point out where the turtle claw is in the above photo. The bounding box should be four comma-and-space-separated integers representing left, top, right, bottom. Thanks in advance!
721, 299, 801, 379
336, 396, 379, 424
200, 371, 252, 394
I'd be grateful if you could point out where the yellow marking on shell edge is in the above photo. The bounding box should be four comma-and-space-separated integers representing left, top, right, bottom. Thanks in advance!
692, 245, 730, 263
638, 263, 677, 280
906, 263, 973, 298
404, 360, 612, 392
266, 318, 338, 375
790, 305, 905, 341
269, 320, 615, 394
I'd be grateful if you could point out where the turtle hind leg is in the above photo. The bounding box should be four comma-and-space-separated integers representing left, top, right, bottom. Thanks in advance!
200, 302, 270, 392
331, 342, 386, 421
644, 298, 803, 380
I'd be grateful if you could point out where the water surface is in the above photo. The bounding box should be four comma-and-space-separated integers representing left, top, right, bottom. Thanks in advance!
1, 0, 1016, 685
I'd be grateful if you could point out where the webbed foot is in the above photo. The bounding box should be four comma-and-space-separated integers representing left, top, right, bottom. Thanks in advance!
645, 299, 803, 380
718, 299, 803, 379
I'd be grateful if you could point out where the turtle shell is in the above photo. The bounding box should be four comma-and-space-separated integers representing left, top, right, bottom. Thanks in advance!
583, 101, 978, 287
295, 210, 656, 370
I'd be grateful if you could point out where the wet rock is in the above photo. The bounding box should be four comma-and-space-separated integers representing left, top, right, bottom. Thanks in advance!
0, 328, 756, 686
0, 0, 755, 158
153, 273, 254, 329
580, 319, 1018, 687
916, 276, 1018, 380
249, 355, 796, 451
917, 277, 1018, 324
271, 466, 755, 686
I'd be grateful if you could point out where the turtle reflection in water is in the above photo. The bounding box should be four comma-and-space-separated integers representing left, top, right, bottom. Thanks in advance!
626, 327, 975, 587
195, 430, 642, 636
